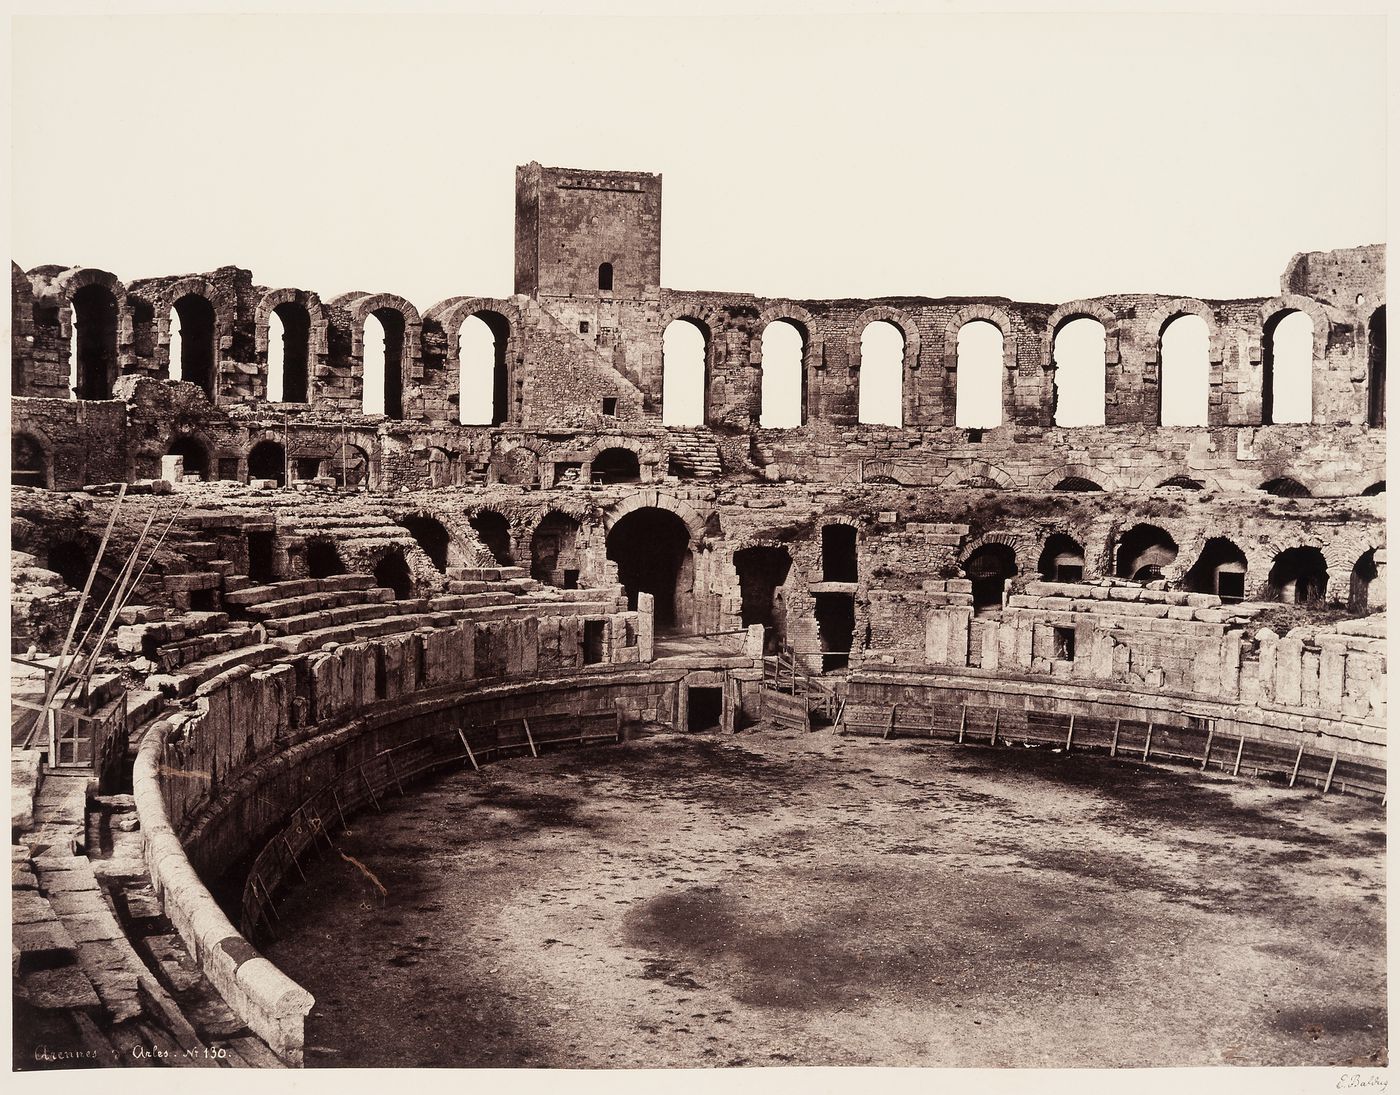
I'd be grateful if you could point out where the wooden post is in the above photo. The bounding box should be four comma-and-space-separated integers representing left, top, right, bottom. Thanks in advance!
989, 711, 998, 747
615, 710, 622, 743
281, 834, 307, 882
523, 717, 539, 758
359, 764, 381, 811
1065, 715, 1075, 752
1233, 735, 1245, 777
1200, 727, 1215, 771
1322, 751, 1339, 795
959, 704, 968, 743
385, 751, 406, 795
883, 704, 897, 740
331, 788, 349, 832
457, 728, 480, 771
1143, 723, 1153, 762
1289, 744, 1305, 788
1110, 718, 1121, 758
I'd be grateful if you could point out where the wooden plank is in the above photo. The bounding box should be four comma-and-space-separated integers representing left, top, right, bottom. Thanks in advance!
1110, 718, 1120, 758
1143, 723, 1153, 762
1201, 727, 1215, 771
1323, 751, 1339, 795
1065, 714, 1075, 752
1233, 735, 1245, 777
1289, 744, 1305, 788
359, 764, 381, 811
457, 728, 480, 771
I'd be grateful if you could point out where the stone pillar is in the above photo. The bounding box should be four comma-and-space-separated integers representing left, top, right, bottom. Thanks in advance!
638, 592, 655, 662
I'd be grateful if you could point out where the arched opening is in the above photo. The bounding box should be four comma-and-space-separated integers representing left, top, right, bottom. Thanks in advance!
12, 434, 48, 487
1115, 524, 1178, 583
1362, 481, 1386, 496
530, 512, 581, 588
1054, 476, 1102, 492
167, 436, 210, 480
1037, 534, 1085, 582
458, 312, 510, 426
598, 263, 613, 291
71, 284, 118, 400
1159, 314, 1210, 426
1261, 477, 1311, 498
373, 548, 413, 600
1052, 317, 1106, 427
332, 445, 369, 489
662, 318, 707, 426
1266, 546, 1328, 605
734, 546, 792, 655
398, 515, 452, 573
1159, 476, 1205, 492
1261, 310, 1313, 425
955, 320, 1004, 428
759, 320, 804, 428
1349, 549, 1381, 613
821, 524, 858, 583
592, 447, 640, 484
1367, 306, 1385, 428
469, 510, 513, 566
170, 294, 217, 397
305, 538, 345, 579
1183, 537, 1247, 602
858, 321, 903, 427
363, 309, 405, 418
269, 302, 311, 403
606, 508, 694, 632
247, 440, 286, 486
46, 537, 113, 605
964, 543, 1017, 617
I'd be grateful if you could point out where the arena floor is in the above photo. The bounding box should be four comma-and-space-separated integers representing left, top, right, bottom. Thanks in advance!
263, 726, 1387, 1069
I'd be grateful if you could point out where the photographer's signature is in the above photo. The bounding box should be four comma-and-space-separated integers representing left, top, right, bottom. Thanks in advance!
1337, 1076, 1388, 1092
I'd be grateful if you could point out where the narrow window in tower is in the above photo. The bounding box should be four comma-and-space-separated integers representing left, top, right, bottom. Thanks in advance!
598, 263, 614, 291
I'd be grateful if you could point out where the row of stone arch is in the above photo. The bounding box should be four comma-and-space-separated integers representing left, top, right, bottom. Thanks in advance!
660, 301, 1384, 429
961, 525, 1384, 615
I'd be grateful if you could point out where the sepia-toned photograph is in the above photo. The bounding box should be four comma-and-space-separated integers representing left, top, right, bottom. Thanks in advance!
8, 1, 1388, 1084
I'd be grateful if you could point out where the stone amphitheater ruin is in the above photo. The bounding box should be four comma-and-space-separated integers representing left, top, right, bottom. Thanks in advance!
10, 162, 1387, 1069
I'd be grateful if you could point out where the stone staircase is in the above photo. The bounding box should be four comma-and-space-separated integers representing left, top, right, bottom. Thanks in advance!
665, 428, 723, 478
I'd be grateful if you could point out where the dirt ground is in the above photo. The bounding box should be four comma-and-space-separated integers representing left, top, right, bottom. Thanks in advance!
263, 726, 1387, 1069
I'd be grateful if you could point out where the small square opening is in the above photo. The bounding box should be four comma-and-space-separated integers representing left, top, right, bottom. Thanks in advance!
563, 569, 580, 590
602, 397, 618, 416
1055, 564, 1084, 583
1217, 571, 1245, 603
583, 619, 606, 665
1053, 626, 1076, 662
579, 321, 591, 334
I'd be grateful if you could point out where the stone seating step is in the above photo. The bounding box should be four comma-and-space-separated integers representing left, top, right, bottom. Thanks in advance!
154, 626, 257, 672
261, 600, 402, 637
243, 586, 396, 623
147, 644, 284, 699
222, 574, 376, 608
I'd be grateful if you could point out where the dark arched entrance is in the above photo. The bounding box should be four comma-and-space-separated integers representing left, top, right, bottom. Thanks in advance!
734, 545, 792, 654
72, 284, 118, 400
399, 515, 452, 573
167, 436, 210, 480
607, 508, 694, 632
172, 294, 217, 397
530, 512, 581, 588
306, 538, 344, 579
469, 510, 513, 566
374, 548, 413, 600
247, 440, 286, 486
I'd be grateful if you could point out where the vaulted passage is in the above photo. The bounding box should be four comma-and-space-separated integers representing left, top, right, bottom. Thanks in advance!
1038, 534, 1085, 582
813, 592, 855, 671
469, 510, 513, 566
247, 440, 286, 486
592, 448, 640, 484
71, 284, 118, 400
955, 320, 1003, 428
305, 538, 344, 579
531, 512, 581, 588
167, 436, 210, 480
1183, 537, 1247, 602
363, 310, 405, 418
759, 321, 804, 428
1267, 546, 1328, 605
459, 312, 510, 426
1262, 311, 1313, 425
964, 543, 1017, 616
1349, 549, 1380, 614
1159, 314, 1210, 426
662, 318, 707, 427
858, 321, 903, 427
269, 303, 310, 403
734, 546, 792, 654
374, 548, 413, 600
1052, 317, 1106, 427
170, 294, 217, 397
607, 508, 693, 632
399, 515, 452, 573
1115, 524, 1178, 582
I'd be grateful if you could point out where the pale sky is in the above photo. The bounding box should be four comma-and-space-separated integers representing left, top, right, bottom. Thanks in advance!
10, 10, 1387, 309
